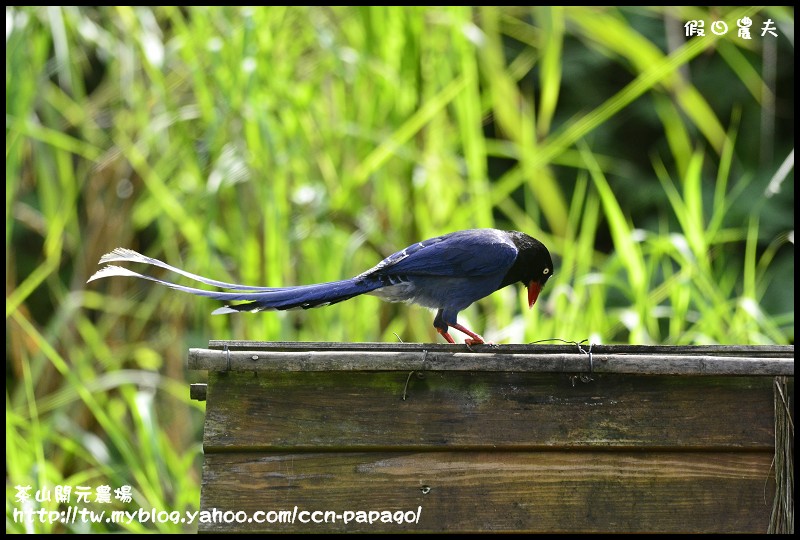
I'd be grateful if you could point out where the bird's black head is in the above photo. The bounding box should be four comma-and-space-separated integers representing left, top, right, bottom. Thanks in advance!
499, 231, 554, 308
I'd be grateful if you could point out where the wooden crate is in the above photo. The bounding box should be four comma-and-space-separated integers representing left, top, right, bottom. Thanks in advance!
188, 342, 794, 533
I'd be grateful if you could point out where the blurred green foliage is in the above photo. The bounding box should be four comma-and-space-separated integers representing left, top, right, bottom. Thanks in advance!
6, 6, 793, 532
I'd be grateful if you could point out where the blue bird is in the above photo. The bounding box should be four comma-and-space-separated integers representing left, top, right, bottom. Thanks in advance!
88, 229, 553, 344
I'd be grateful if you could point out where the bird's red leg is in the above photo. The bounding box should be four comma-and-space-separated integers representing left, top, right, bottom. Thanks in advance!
449, 323, 487, 345
433, 310, 457, 343
434, 310, 490, 345
436, 327, 456, 344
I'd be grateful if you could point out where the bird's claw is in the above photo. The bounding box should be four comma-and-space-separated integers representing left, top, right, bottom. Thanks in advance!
464, 338, 496, 352
465, 338, 493, 346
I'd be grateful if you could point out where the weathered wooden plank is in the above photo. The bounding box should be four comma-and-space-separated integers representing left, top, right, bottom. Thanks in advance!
198, 451, 775, 533
188, 348, 794, 375
193, 343, 793, 532
206, 341, 795, 358
202, 371, 779, 450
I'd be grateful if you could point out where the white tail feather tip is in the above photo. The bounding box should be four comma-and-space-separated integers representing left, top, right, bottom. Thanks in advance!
87, 265, 142, 283
98, 248, 148, 265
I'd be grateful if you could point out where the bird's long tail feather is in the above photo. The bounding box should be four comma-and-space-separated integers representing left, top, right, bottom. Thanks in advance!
88, 248, 378, 314
92, 248, 274, 290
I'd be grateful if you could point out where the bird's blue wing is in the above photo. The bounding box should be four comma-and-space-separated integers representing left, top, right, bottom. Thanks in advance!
360, 230, 518, 279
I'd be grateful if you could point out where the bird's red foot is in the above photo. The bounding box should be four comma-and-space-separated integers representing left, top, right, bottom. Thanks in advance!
436, 327, 456, 344
465, 337, 494, 345
438, 323, 493, 345
450, 323, 490, 345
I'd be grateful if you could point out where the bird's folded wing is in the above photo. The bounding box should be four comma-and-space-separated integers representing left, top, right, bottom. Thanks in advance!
363, 235, 518, 278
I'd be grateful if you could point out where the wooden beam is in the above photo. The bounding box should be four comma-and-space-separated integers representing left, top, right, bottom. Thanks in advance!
199, 451, 775, 533
192, 342, 793, 533
189, 347, 794, 375
200, 371, 778, 450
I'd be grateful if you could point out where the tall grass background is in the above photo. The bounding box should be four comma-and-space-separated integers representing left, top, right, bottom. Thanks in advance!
6, 6, 793, 533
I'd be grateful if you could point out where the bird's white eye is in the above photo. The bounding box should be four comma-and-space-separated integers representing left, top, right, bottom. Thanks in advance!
543, 268, 550, 275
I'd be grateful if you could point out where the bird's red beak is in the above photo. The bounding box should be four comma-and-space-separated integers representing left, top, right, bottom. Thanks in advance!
527, 280, 542, 308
